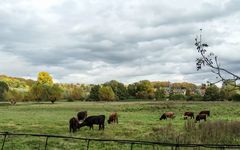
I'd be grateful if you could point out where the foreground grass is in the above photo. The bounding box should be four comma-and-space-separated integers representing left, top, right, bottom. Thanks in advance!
0, 101, 240, 149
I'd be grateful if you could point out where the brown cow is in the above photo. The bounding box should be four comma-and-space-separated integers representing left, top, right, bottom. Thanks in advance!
184, 112, 194, 119
199, 110, 210, 117
195, 114, 207, 123
160, 112, 175, 120
108, 112, 118, 124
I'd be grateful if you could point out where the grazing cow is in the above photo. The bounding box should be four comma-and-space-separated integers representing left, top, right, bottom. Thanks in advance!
69, 117, 80, 133
199, 110, 210, 117
108, 112, 118, 124
77, 111, 88, 121
79, 115, 105, 130
160, 112, 175, 120
184, 112, 194, 119
195, 114, 207, 122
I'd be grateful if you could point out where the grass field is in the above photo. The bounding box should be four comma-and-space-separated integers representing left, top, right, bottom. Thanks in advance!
1, 101, 240, 149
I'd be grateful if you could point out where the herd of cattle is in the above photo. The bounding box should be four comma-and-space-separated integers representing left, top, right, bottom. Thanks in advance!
69, 111, 118, 133
69, 110, 210, 133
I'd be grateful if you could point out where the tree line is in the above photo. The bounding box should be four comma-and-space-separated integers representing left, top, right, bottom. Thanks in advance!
0, 72, 240, 104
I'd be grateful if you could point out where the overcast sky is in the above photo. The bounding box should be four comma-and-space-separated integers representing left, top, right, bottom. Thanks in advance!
0, 0, 240, 84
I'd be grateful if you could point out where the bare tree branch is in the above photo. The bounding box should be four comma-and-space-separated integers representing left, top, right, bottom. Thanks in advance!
195, 29, 240, 88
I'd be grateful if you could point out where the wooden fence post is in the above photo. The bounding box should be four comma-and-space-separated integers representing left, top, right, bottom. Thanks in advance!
86, 139, 90, 150
44, 136, 49, 150
1, 133, 7, 150
130, 143, 133, 150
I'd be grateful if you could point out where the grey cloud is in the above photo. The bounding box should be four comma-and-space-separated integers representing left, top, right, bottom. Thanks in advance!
0, 0, 239, 84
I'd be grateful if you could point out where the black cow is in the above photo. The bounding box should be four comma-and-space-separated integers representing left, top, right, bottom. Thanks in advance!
184, 112, 194, 119
69, 117, 79, 133
195, 114, 207, 122
199, 110, 210, 117
79, 115, 105, 130
77, 111, 88, 121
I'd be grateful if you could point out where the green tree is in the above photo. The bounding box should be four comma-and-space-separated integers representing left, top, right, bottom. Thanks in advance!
48, 84, 63, 103
88, 85, 100, 101
155, 88, 165, 100
231, 92, 240, 101
37, 72, 53, 85
30, 83, 43, 102
220, 80, 237, 101
0, 81, 9, 101
98, 86, 116, 101
3, 89, 24, 105
204, 85, 220, 101
127, 83, 138, 98
30, 73, 62, 103
104, 80, 128, 100
30, 83, 62, 103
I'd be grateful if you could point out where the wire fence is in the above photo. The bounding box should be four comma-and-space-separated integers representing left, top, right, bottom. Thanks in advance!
1, 132, 240, 150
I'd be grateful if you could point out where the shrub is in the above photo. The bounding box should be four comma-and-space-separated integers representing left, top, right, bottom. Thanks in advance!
232, 93, 240, 101
150, 120, 240, 144
169, 94, 186, 100
186, 94, 203, 101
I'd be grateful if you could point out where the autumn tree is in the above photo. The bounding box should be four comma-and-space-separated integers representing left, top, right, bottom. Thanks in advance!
98, 86, 116, 101
37, 72, 53, 85
30, 72, 62, 103
136, 80, 155, 99
68, 86, 86, 101
127, 80, 155, 99
152, 81, 170, 89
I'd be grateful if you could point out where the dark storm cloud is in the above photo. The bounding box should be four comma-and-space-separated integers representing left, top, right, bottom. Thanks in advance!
0, 0, 239, 84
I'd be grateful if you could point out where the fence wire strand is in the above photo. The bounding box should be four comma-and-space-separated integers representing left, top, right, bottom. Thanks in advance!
0, 132, 240, 150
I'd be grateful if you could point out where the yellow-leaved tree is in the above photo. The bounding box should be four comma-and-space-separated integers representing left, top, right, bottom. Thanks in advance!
30, 72, 62, 103
37, 72, 53, 85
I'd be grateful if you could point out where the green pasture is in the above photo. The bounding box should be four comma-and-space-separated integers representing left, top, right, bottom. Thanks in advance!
0, 101, 240, 149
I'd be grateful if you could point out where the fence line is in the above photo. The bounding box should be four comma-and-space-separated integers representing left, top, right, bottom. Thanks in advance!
1, 132, 240, 150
